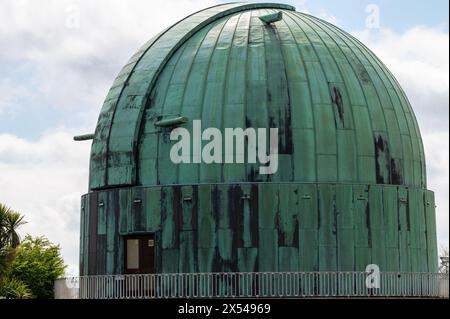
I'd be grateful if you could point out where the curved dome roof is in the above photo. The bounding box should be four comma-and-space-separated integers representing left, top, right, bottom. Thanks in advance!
89, 2, 426, 190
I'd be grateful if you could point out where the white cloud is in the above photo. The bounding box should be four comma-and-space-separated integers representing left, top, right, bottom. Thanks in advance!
0, 130, 91, 275
0, 0, 218, 124
0, 78, 34, 114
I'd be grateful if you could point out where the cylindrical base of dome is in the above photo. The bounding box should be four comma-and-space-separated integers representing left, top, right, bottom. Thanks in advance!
79, 183, 438, 276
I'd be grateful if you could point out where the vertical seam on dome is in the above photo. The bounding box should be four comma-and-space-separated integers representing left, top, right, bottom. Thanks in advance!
319, 18, 419, 188
266, 8, 295, 181
288, 11, 359, 185
280, 10, 318, 183
246, 9, 270, 182
167, 22, 220, 184
303, 15, 395, 187
260, 8, 273, 183
349, 34, 422, 188
312, 15, 414, 188
290, 11, 376, 185
301, 13, 393, 187
153, 41, 191, 185
135, 59, 181, 185
102, 3, 235, 188
284, 11, 342, 183
246, 10, 253, 180
98, 3, 294, 189
219, 12, 242, 182
382, 63, 426, 187
244, 10, 253, 181
197, 17, 234, 184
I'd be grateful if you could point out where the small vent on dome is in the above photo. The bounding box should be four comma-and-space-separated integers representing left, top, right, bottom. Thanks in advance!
259, 11, 283, 24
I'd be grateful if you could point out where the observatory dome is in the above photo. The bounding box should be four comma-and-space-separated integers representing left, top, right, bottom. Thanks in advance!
80, 3, 437, 277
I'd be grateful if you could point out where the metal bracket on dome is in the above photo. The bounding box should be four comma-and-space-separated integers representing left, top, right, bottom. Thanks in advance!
154, 116, 188, 127
259, 11, 283, 24
73, 133, 94, 141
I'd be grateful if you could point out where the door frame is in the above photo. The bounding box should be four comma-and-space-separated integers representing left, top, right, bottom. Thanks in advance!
124, 233, 156, 274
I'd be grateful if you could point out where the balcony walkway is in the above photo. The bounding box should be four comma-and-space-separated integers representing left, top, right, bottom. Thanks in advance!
54, 271, 449, 299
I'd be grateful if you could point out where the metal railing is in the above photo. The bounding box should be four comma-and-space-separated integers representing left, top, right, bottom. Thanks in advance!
55, 272, 449, 299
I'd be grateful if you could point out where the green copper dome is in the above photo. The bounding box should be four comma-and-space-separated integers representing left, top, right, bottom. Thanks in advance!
90, 2, 426, 190
81, 3, 438, 277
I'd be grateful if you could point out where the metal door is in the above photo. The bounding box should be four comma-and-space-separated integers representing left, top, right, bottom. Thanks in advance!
125, 234, 155, 274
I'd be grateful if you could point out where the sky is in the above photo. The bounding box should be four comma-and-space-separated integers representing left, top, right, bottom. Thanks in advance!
0, 0, 448, 275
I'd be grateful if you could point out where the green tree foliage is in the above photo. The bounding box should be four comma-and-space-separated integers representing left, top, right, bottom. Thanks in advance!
0, 277, 32, 299
0, 203, 26, 249
0, 204, 66, 299
9, 235, 66, 299
0, 247, 15, 278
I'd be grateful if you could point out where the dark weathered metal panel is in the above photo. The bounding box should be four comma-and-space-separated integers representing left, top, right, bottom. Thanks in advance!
161, 249, 179, 273
424, 191, 438, 272
96, 235, 107, 275
179, 231, 196, 273
369, 186, 386, 270
217, 228, 235, 272
298, 184, 318, 271
198, 248, 215, 272
237, 247, 258, 272
329, 82, 353, 129
279, 247, 299, 271
264, 19, 293, 159
336, 185, 354, 271
353, 185, 371, 271
88, 192, 98, 275
119, 189, 130, 234
277, 184, 299, 247
106, 190, 118, 274
374, 133, 391, 184
79, 196, 86, 276
145, 187, 162, 232
398, 187, 411, 272
197, 185, 215, 249
181, 186, 197, 231
383, 186, 400, 271
97, 192, 107, 235
417, 190, 428, 272
408, 189, 420, 272
131, 187, 145, 232
258, 229, 278, 272
318, 184, 337, 271
214, 185, 230, 229
258, 184, 278, 228
228, 185, 244, 248
161, 187, 178, 249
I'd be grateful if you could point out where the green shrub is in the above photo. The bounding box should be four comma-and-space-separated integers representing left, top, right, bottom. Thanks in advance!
0, 277, 33, 299
9, 235, 66, 299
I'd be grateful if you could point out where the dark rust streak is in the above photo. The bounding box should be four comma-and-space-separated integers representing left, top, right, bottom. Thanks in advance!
250, 184, 259, 247
365, 200, 372, 246
173, 186, 181, 248
113, 189, 121, 274
406, 193, 411, 231
374, 134, 391, 184
88, 192, 99, 275
391, 158, 403, 185
331, 86, 345, 126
